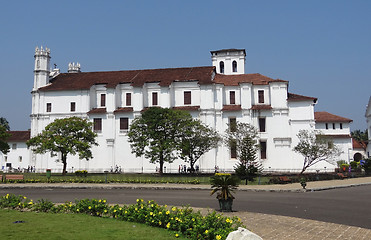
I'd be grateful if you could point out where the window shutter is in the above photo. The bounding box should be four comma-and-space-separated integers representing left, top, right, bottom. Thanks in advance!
126, 93, 131, 106
184, 91, 191, 105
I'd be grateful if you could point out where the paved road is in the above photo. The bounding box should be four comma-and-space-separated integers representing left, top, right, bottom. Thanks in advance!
2, 185, 370, 229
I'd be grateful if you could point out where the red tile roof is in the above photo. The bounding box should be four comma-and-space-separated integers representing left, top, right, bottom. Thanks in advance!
87, 108, 107, 114
314, 112, 352, 123
172, 106, 200, 111
7, 131, 30, 142
222, 105, 242, 111
352, 139, 367, 150
288, 93, 317, 103
251, 105, 273, 110
214, 73, 287, 86
114, 107, 134, 113
322, 134, 352, 138
39, 66, 215, 91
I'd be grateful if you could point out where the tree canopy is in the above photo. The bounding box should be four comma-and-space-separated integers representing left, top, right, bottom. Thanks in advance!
179, 119, 220, 172
27, 117, 98, 175
224, 122, 262, 183
128, 107, 193, 174
293, 129, 341, 174
0, 117, 10, 131
0, 124, 10, 154
351, 129, 368, 142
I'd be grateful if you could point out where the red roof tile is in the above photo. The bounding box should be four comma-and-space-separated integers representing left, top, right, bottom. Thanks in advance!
214, 73, 287, 86
87, 108, 107, 114
251, 105, 273, 110
322, 134, 352, 139
39, 66, 215, 91
114, 107, 134, 113
7, 131, 30, 142
314, 112, 352, 123
288, 93, 317, 103
352, 139, 367, 150
172, 106, 200, 111
222, 105, 242, 111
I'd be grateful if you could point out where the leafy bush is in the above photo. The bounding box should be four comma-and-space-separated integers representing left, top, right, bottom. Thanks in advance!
337, 160, 347, 168
0, 194, 244, 240
340, 164, 350, 172
75, 170, 88, 177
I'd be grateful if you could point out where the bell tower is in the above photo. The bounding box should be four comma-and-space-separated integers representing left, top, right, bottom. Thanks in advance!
211, 49, 246, 75
33, 46, 51, 91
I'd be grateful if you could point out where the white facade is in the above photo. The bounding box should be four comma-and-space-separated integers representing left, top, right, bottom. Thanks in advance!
23, 46, 355, 173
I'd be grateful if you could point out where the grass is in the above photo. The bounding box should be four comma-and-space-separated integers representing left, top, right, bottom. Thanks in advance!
0, 209, 188, 240
3, 173, 272, 185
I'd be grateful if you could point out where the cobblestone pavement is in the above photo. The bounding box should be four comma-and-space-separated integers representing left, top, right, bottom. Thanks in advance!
1, 176, 371, 239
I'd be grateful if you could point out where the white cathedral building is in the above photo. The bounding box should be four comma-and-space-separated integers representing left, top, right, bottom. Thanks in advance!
0, 46, 358, 173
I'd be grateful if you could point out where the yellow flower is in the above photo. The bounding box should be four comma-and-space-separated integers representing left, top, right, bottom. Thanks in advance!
104, 210, 107, 213
151, 204, 154, 207
23, 196, 27, 199
29, 201, 33, 205
216, 235, 222, 240
159, 212, 162, 215
77, 209, 79, 212
205, 230, 209, 234
114, 209, 117, 213
119, 207, 122, 210
150, 212, 153, 215
88, 206, 92, 209
166, 222, 170, 228
125, 211, 128, 214
172, 207, 177, 211
175, 233, 179, 238
166, 211, 170, 215
159, 221, 162, 225
99, 199, 101, 203
192, 218, 195, 221
103, 200, 106, 203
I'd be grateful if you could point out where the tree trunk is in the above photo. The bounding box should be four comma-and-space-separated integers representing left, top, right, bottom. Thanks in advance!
62, 153, 67, 176
159, 154, 164, 174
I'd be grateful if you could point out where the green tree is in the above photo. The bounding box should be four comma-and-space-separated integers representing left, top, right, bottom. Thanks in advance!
27, 117, 98, 175
0, 125, 11, 154
294, 130, 341, 175
351, 129, 368, 142
128, 107, 192, 174
179, 119, 220, 172
0, 117, 10, 131
224, 122, 262, 184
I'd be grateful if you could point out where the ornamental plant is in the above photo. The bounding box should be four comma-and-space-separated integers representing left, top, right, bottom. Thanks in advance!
210, 173, 239, 200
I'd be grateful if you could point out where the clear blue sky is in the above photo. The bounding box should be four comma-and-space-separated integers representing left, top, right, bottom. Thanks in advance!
0, 0, 370, 131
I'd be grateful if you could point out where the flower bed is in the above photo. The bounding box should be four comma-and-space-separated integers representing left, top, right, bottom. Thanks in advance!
0, 194, 244, 240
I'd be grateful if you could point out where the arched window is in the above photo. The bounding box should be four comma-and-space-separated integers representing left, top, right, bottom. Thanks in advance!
232, 61, 237, 72
219, 61, 224, 73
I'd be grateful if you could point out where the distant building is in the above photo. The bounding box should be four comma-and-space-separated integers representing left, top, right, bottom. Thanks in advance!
366, 97, 371, 157
0, 131, 30, 172
1, 47, 355, 173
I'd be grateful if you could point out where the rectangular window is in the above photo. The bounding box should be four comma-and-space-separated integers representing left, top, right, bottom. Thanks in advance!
230, 140, 237, 159
120, 118, 129, 130
184, 91, 191, 105
260, 141, 267, 159
93, 118, 102, 132
100, 94, 106, 107
259, 118, 266, 132
19, 156, 22, 162
126, 93, 132, 106
152, 92, 158, 106
12, 144, 17, 150
70, 102, 76, 112
258, 90, 264, 103
230, 91, 235, 104
332, 123, 336, 130
4, 156, 7, 162
325, 123, 328, 130
340, 123, 343, 129
229, 117, 237, 132
46, 103, 52, 112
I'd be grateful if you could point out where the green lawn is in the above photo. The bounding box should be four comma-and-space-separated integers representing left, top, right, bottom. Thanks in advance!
13, 173, 271, 185
0, 209, 187, 240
